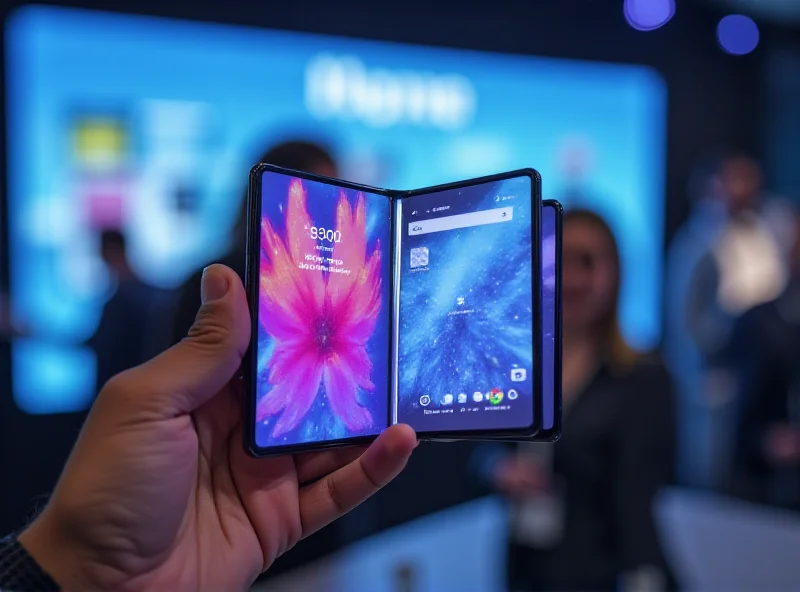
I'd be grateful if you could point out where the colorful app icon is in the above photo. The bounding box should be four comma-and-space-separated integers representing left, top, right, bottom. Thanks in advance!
473, 391, 484, 403
420, 394, 431, 407
488, 388, 504, 405
443, 393, 454, 405
457, 393, 467, 404
508, 388, 519, 400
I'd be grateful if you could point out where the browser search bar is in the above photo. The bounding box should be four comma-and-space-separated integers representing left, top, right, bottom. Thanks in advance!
408, 207, 514, 236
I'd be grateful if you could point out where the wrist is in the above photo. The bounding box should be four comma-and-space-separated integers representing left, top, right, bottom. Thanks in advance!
18, 511, 85, 592
0, 531, 60, 592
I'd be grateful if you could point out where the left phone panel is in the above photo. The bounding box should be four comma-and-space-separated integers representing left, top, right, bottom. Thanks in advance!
244, 165, 393, 457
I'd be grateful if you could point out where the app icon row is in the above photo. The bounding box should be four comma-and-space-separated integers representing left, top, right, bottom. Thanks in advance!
420, 388, 519, 407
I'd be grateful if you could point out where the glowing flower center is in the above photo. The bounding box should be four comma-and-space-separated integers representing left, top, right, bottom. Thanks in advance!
314, 315, 337, 354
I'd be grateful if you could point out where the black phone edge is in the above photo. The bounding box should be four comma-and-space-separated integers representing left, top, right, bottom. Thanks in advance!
535, 199, 563, 442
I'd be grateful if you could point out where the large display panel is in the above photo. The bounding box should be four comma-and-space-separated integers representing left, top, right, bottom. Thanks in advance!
4, 5, 666, 413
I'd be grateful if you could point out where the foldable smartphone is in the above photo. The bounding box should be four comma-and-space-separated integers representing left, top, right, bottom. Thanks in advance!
243, 164, 561, 456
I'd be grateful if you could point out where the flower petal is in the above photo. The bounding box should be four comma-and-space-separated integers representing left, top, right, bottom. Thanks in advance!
259, 219, 305, 325
337, 244, 383, 342
259, 298, 309, 343
337, 342, 375, 391
266, 338, 318, 387
257, 347, 325, 438
285, 179, 325, 310
323, 352, 374, 432
328, 191, 367, 310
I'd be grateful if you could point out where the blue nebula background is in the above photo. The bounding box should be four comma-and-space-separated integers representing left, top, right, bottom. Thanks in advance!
255, 172, 392, 449
397, 176, 535, 434
542, 205, 557, 431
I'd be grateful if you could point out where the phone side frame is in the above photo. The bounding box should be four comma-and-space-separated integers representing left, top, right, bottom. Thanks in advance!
534, 199, 563, 442
492, 199, 563, 442
243, 163, 396, 458
396, 168, 544, 441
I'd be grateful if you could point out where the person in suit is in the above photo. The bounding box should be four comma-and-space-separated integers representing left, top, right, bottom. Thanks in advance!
479, 210, 677, 591
89, 229, 168, 390
664, 151, 794, 489
728, 211, 800, 510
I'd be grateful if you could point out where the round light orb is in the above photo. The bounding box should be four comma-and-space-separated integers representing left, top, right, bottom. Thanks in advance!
624, 0, 676, 31
717, 14, 760, 56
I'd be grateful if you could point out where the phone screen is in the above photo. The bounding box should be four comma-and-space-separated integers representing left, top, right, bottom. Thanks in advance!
396, 174, 535, 434
253, 171, 392, 450
542, 203, 558, 432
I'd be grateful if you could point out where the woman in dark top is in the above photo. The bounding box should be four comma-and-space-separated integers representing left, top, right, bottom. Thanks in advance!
486, 210, 677, 591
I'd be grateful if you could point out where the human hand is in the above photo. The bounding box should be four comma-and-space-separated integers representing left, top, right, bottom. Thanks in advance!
492, 457, 548, 498
764, 424, 800, 466
18, 264, 417, 591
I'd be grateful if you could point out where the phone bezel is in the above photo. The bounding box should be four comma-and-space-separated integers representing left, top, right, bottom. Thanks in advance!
243, 163, 395, 458
398, 168, 544, 441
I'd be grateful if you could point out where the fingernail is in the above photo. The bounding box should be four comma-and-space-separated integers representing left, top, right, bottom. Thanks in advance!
201, 266, 229, 304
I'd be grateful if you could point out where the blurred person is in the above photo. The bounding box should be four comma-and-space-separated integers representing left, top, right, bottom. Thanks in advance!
555, 136, 597, 208
88, 229, 167, 390
165, 139, 338, 347
477, 210, 677, 592
664, 151, 794, 489
728, 211, 800, 510
0, 264, 416, 591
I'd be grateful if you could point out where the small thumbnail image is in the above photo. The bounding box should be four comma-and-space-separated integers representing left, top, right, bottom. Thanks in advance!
410, 246, 429, 268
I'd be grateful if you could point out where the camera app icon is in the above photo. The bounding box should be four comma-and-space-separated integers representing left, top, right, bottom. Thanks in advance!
510, 368, 527, 382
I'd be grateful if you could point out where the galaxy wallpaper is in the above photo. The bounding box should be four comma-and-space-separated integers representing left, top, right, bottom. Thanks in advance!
541, 204, 557, 431
396, 175, 536, 434
254, 171, 391, 450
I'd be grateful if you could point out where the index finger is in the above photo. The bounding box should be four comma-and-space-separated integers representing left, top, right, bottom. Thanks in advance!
298, 424, 417, 538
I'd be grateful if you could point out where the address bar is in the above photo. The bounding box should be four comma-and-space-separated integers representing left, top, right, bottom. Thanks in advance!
408, 207, 513, 236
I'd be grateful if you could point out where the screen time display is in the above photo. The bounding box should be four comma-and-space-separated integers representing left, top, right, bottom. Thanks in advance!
396, 175, 535, 433
254, 171, 391, 449
542, 205, 557, 431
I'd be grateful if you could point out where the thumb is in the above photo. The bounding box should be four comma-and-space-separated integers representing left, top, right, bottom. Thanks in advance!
111, 264, 251, 417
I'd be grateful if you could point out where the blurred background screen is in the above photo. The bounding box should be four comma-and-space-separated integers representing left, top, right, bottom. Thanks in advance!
4, 5, 665, 415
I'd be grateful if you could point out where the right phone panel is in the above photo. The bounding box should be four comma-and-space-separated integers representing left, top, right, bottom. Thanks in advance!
394, 170, 542, 439
538, 199, 563, 440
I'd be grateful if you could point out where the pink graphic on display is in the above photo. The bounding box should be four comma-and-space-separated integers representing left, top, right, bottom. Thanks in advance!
256, 179, 382, 437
